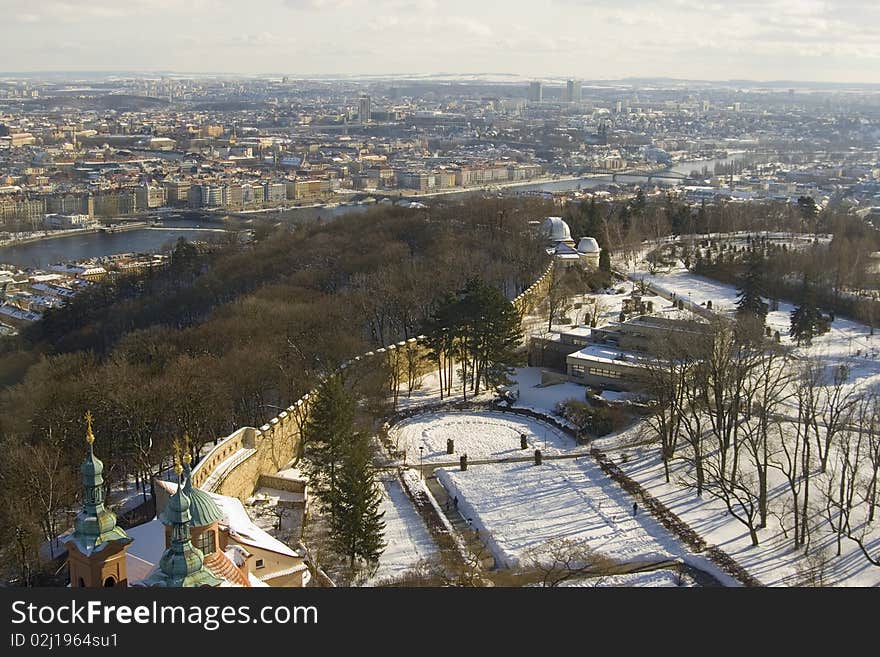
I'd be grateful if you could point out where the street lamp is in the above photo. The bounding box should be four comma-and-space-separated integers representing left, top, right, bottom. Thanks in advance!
419, 445, 424, 480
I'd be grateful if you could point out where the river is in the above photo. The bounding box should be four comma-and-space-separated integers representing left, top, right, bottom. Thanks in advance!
0, 155, 752, 269
0, 220, 226, 269
508, 153, 751, 194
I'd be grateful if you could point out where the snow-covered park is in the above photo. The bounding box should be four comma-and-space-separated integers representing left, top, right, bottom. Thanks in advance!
436, 457, 700, 571
596, 427, 880, 587
391, 410, 578, 465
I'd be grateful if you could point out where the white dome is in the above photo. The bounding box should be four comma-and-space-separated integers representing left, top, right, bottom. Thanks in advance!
577, 237, 601, 254
541, 216, 571, 242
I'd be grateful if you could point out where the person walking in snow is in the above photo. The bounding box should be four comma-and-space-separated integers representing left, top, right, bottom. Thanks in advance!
632, 501, 638, 516
454, 496, 459, 509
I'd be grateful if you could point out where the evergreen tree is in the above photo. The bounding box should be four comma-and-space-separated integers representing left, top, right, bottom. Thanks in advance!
797, 195, 818, 223
735, 250, 769, 321
631, 189, 646, 217
327, 433, 386, 568
303, 374, 356, 512
598, 247, 611, 272
423, 277, 523, 398
789, 274, 830, 346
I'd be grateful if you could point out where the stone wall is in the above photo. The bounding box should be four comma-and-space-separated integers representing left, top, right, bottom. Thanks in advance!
191, 260, 554, 504
191, 339, 424, 502
513, 262, 553, 317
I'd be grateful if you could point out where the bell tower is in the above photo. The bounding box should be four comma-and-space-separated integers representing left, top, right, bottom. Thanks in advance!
63, 412, 132, 587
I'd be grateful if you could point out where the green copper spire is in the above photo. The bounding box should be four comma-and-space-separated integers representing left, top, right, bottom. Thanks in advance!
63, 412, 131, 556
147, 458, 222, 588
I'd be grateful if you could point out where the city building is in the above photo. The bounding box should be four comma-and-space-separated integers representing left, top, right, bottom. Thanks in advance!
358, 95, 372, 124
528, 81, 543, 103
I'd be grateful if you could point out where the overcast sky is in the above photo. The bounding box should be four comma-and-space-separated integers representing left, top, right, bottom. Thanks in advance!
1, 0, 878, 82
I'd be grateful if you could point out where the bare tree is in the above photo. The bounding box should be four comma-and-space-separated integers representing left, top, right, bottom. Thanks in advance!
864, 393, 880, 523
815, 363, 858, 473
698, 449, 763, 547
739, 346, 794, 527
522, 538, 616, 587
641, 332, 693, 484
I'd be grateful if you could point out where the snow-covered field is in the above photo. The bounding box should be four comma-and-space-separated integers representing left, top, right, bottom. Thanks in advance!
436, 457, 683, 570
391, 410, 578, 464
366, 475, 439, 585
509, 366, 586, 417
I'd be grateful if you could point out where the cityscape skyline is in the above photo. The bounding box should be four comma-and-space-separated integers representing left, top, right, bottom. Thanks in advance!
1, 0, 879, 84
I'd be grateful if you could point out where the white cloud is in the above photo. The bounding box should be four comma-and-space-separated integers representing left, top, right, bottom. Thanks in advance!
1, 0, 878, 81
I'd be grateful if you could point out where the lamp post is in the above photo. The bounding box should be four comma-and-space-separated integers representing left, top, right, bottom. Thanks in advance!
419, 445, 424, 480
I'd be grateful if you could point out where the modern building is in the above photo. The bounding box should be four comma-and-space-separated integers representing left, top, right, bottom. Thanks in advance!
358, 95, 372, 124
566, 79, 582, 103
528, 81, 543, 103
565, 315, 710, 391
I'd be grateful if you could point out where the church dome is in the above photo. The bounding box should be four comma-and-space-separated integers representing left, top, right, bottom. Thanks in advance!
159, 466, 224, 528
186, 488, 224, 528
541, 216, 572, 242
577, 237, 601, 254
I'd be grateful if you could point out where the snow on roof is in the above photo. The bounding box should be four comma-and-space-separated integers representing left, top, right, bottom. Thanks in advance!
29, 274, 64, 283
224, 544, 251, 567
542, 216, 571, 242
126, 553, 158, 582
250, 487, 306, 506
124, 517, 166, 565
210, 492, 300, 559
567, 343, 645, 366
248, 572, 271, 587
561, 326, 593, 338
274, 467, 307, 482
577, 237, 601, 254
256, 562, 310, 581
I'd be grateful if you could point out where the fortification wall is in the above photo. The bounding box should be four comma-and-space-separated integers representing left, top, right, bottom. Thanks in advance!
512, 262, 553, 317
191, 258, 553, 503
191, 338, 424, 502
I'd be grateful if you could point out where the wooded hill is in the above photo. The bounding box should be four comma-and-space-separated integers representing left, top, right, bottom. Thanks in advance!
0, 197, 552, 583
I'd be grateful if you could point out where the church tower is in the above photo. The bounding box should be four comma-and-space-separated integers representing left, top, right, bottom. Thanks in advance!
143, 456, 223, 588
64, 412, 132, 587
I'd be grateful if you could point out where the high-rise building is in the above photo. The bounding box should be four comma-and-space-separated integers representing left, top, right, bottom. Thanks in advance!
358, 95, 372, 124
528, 81, 543, 103
566, 79, 582, 102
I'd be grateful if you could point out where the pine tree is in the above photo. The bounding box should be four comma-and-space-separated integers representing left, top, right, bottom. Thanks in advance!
423, 277, 523, 398
328, 433, 386, 568
736, 250, 769, 321
598, 247, 611, 272
303, 374, 356, 513
631, 189, 646, 217
789, 274, 830, 346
